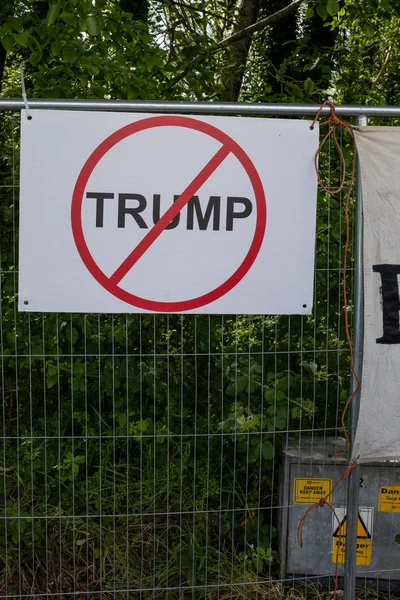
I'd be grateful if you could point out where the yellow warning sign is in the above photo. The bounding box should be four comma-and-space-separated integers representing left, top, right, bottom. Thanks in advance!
332, 513, 371, 539
332, 538, 372, 566
331, 508, 373, 566
378, 486, 400, 512
293, 478, 332, 504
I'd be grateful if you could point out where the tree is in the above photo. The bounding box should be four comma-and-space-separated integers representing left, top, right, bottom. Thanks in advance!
2, 0, 400, 105
0, 0, 342, 102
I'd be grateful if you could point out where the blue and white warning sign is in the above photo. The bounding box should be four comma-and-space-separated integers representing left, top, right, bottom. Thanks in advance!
19, 110, 318, 314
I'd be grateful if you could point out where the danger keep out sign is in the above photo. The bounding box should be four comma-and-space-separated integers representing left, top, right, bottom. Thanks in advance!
19, 110, 318, 314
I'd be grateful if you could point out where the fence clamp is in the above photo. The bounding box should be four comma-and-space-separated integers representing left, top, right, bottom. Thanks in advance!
20, 64, 32, 120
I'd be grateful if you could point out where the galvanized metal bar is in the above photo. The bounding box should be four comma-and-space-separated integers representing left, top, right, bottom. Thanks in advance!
1, 98, 400, 117
343, 114, 367, 600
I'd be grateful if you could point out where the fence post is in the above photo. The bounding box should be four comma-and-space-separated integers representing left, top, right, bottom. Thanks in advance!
343, 113, 367, 600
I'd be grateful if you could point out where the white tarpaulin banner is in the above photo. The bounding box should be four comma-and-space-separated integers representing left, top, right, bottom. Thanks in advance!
353, 127, 400, 461
19, 110, 318, 314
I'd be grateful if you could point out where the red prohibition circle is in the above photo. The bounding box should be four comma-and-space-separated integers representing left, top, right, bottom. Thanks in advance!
71, 115, 267, 312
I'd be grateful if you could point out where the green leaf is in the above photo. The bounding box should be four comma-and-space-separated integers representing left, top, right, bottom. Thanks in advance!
78, 55, 91, 68
304, 77, 314, 94
143, 55, 157, 71
262, 440, 274, 460
237, 375, 248, 394
275, 406, 287, 430
2, 35, 14, 51
220, 520, 231, 535
153, 55, 164, 68
264, 388, 285, 403
226, 382, 235, 397
47, 3, 60, 26
66, 327, 79, 345
264, 388, 275, 402
20, 519, 28, 532
32, 346, 44, 356
87, 15, 101, 36
10, 17, 23, 33
305, 8, 314, 17
253, 557, 263, 572
60, 12, 76, 26
117, 412, 127, 428
365, 25, 374, 39
14, 32, 28, 46
326, 0, 340, 15
29, 50, 42, 66
316, 4, 328, 19
27, 34, 42, 53
51, 40, 62, 55
62, 46, 79, 63
257, 546, 267, 559
11, 530, 19, 544
127, 86, 138, 100
46, 373, 58, 389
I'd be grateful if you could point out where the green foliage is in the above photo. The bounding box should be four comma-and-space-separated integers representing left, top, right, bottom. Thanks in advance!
1, 0, 166, 99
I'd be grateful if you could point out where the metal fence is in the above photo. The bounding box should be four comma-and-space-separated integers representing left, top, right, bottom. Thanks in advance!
0, 100, 399, 600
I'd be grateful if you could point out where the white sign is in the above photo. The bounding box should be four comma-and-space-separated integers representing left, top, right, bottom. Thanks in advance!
19, 110, 318, 314
353, 127, 400, 461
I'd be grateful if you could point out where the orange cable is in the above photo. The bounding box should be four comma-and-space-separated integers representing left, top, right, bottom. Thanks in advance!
310, 101, 360, 456
296, 101, 362, 600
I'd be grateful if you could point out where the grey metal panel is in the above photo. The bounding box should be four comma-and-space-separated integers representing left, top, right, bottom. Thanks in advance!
287, 461, 347, 577
281, 438, 400, 581
358, 464, 400, 579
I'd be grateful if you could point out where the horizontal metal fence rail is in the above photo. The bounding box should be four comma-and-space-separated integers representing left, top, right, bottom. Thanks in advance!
1, 98, 400, 116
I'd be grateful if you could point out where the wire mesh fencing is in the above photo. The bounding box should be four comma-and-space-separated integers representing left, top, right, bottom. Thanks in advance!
0, 104, 396, 600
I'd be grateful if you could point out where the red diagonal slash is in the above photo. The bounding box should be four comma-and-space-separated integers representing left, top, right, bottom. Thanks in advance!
109, 143, 231, 285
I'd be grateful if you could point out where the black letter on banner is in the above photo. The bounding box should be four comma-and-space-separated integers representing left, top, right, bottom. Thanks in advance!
226, 197, 252, 231
152, 195, 180, 230
373, 264, 400, 344
118, 194, 148, 229
187, 196, 221, 231
86, 192, 114, 227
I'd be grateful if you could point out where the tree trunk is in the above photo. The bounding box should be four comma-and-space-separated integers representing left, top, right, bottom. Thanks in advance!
120, 0, 149, 22
219, 0, 260, 101
0, 44, 6, 94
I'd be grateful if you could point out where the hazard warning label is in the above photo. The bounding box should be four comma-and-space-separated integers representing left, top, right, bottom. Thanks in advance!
378, 486, 400, 512
293, 478, 332, 504
332, 506, 373, 566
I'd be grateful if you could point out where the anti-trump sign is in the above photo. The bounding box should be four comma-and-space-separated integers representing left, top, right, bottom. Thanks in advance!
19, 110, 318, 314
